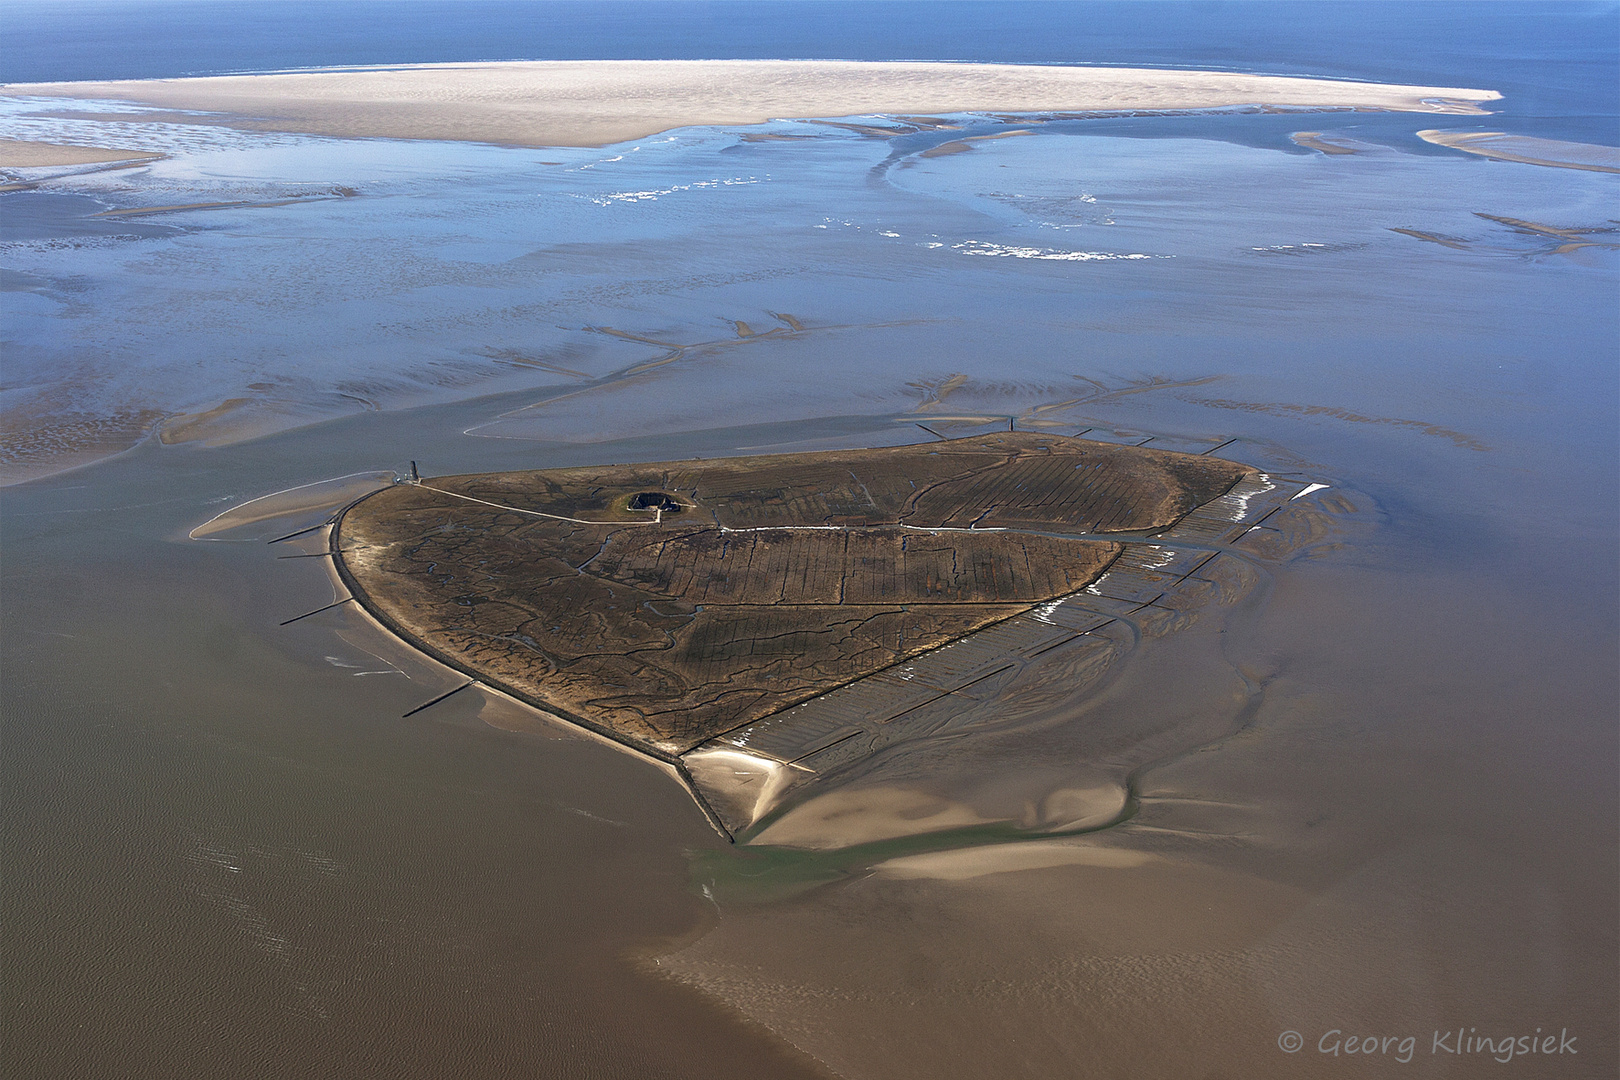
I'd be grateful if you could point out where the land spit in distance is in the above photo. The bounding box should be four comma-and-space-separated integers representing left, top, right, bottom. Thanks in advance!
332, 432, 1279, 839
5, 60, 1500, 153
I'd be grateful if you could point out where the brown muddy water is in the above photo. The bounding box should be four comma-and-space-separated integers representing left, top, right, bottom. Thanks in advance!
3, 110, 1617, 1078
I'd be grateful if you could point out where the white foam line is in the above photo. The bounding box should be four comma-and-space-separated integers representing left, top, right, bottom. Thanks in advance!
573, 176, 762, 205
188, 470, 394, 540
952, 240, 1159, 261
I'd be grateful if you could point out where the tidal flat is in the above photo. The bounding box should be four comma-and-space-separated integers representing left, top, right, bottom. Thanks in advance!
2, 64, 1617, 1080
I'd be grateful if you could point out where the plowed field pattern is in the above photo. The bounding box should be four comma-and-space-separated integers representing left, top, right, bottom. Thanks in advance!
335, 434, 1247, 752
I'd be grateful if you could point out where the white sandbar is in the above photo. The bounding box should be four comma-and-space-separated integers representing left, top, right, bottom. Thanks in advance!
1417, 129, 1620, 173
7, 60, 1501, 148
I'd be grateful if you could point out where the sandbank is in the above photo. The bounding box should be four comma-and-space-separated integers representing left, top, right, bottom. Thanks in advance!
159, 398, 252, 445
1290, 130, 1360, 155
0, 138, 162, 167
6, 60, 1500, 148
1418, 129, 1620, 173
920, 128, 1035, 158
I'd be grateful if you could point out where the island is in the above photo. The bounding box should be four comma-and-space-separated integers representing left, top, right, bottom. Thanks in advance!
330, 433, 1259, 835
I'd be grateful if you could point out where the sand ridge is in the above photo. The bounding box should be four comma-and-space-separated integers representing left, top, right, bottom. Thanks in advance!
1418, 129, 1620, 173
0, 138, 162, 167
7, 60, 1501, 148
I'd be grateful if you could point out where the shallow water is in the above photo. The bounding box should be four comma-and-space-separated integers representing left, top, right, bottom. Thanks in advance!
4, 17, 1618, 1078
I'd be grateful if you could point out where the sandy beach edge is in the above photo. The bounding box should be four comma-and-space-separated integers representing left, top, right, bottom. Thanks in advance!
3, 59, 1502, 149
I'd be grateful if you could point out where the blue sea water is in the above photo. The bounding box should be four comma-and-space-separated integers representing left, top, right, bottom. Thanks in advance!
3, 1, 1617, 139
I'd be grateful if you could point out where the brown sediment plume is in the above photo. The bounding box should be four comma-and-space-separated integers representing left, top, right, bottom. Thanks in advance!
1417, 130, 1620, 173
3, 61, 1501, 149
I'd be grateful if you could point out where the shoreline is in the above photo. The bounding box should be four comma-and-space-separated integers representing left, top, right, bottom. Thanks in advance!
0, 137, 163, 168
4, 59, 1501, 149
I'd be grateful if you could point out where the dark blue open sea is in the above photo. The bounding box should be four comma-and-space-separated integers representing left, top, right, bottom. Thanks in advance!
3, 4, 1616, 1078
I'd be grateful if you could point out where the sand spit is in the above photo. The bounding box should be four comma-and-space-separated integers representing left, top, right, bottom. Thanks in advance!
1289, 130, 1358, 154
919, 129, 1035, 158
6, 61, 1501, 148
1418, 129, 1620, 173
1389, 226, 1473, 250
0, 138, 161, 167
1287, 130, 1391, 156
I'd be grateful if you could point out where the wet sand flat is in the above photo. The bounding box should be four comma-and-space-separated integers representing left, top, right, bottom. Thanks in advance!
0, 137, 161, 167
8, 60, 1500, 148
1418, 129, 1620, 173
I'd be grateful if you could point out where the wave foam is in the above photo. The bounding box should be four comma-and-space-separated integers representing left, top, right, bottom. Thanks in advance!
574, 176, 762, 205
953, 240, 1160, 261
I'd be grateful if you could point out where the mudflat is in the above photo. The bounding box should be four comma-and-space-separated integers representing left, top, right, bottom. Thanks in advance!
8, 60, 1501, 148
333, 433, 1247, 755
